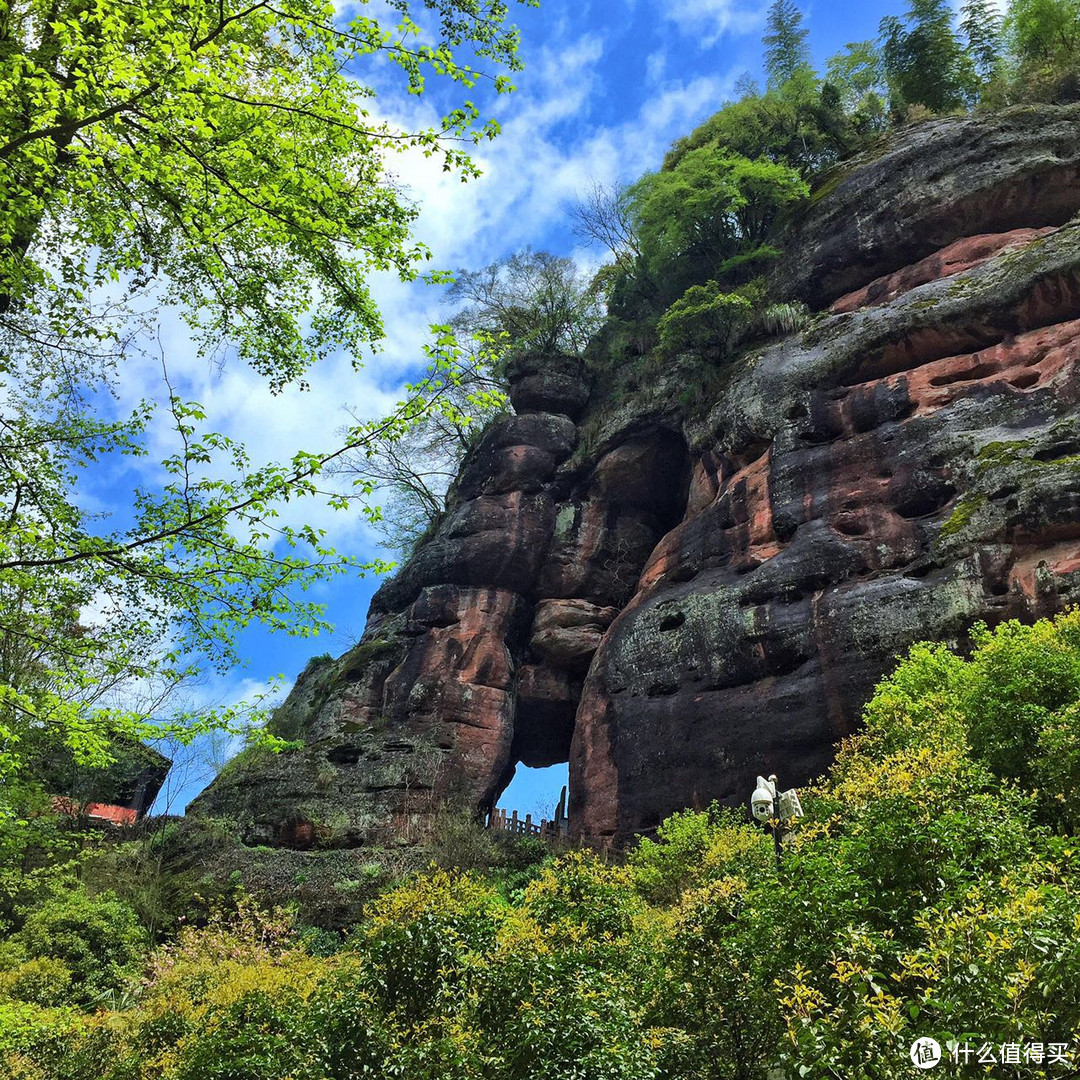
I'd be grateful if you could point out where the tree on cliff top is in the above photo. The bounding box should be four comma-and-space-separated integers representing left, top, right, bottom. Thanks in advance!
764, 0, 812, 89
1006, 0, 1080, 96
336, 250, 603, 558
960, 0, 1004, 80
448, 249, 606, 356
627, 149, 808, 304
0, 0, 533, 796
880, 0, 973, 112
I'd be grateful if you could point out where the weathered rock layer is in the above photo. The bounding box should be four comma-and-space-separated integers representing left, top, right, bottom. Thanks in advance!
193, 104, 1080, 849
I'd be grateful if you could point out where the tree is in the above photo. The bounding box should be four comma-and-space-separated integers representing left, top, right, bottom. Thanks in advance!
1005, 0, 1080, 80
763, 0, 812, 90
335, 345, 508, 558
663, 78, 868, 182
825, 40, 885, 112
961, 0, 1004, 80
571, 183, 642, 271
0, 0, 533, 800
0, 0, 530, 385
880, 0, 973, 113
447, 249, 606, 356
627, 148, 808, 302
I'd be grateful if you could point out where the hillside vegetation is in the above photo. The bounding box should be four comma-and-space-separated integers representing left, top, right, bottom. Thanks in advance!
4, 611, 1080, 1078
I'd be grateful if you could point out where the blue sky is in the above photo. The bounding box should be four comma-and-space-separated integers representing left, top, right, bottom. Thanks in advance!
130, 0, 960, 816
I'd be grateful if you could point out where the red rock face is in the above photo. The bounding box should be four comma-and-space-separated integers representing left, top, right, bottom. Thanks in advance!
570, 216, 1080, 844
193, 107, 1080, 852
831, 229, 1058, 313
383, 586, 520, 807
529, 599, 620, 671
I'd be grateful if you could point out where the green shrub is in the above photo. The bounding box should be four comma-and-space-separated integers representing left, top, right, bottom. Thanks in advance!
962, 614, 1080, 787
3, 887, 146, 1006
657, 282, 754, 355
657, 280, 810, 358
0, 957, 73, 1007
629, 805, 769, 904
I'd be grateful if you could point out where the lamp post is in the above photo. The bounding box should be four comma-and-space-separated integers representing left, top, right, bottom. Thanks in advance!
750, 773, 803, 867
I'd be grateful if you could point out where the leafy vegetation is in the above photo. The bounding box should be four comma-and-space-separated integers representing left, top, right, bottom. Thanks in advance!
3, 0, 1080, 1074
0, 0, 534, 808
5, 611, 1080, 1077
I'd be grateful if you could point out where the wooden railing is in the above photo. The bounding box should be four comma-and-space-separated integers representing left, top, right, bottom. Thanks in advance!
486, 785, 569, 841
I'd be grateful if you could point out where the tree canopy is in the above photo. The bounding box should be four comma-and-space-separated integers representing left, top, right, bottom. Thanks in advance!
0, 0, 534, 800
627, 148, 808, 304
880, 0, 973, 112
0, 0, 530, 386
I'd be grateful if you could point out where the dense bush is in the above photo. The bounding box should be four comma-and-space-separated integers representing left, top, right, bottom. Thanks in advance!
6, 612, 1080, 1079
0, 886, 146, 1007
626, 150, 807, 307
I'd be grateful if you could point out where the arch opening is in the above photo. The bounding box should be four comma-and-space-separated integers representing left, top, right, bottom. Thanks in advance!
496, 761, 569, 820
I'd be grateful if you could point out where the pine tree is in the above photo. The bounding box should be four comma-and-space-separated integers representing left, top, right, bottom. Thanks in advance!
763, 0, 812, 89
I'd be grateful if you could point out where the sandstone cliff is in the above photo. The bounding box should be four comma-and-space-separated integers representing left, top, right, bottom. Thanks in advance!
192, 104, 1080, 848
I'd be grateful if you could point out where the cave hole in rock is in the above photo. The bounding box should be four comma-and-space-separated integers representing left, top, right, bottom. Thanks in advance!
494, 761, 569, 824
1010, 371, 1041, 389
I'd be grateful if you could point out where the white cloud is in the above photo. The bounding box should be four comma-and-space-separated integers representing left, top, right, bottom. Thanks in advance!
378, 39, 739, 273
646, 48, 668, 85
660, 0, 766, 47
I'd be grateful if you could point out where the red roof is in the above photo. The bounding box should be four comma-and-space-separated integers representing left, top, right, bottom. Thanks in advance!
50, 797, 137, 825
85, 803, 138, 825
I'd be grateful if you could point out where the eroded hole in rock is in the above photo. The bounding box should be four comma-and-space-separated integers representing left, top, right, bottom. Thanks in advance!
892, 477, 957, 519
833, 514, 869, 537
1010, 371, 1041, 389
844, 326, 1007, 386
658, 611, 686, 632
326, 745, 363, 765
647, 680, 679, 697
650, 430, 696, 536
493, 761, 569, 826
512, 683, 575, 770
765, 643, 810, 678
929, 362, 999, 387
1035, 439, 1080, 461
